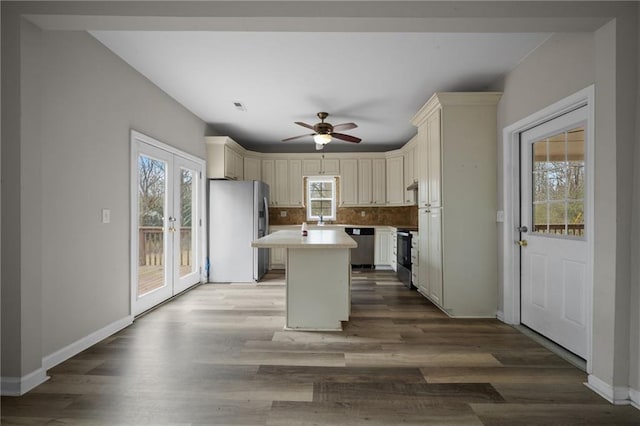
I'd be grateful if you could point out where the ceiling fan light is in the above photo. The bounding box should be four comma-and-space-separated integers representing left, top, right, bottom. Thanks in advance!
314, 133, 332, 145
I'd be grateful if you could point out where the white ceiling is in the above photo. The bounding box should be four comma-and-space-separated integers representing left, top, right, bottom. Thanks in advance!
91, 30, 550, 152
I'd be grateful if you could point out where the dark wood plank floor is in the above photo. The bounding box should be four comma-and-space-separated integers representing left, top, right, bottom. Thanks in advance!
3, 270, 639, 425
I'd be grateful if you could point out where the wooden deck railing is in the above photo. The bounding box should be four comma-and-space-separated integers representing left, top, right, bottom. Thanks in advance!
138, 227, 192, 266
533, 224, 584, 236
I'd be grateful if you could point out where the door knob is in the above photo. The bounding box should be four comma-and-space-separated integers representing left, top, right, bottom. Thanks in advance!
517, 240, 528, 247
517, 226, 528, 232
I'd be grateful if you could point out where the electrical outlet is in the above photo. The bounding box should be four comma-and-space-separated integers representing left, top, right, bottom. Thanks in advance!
361, 211, 366, 217
280, 211, 287, 217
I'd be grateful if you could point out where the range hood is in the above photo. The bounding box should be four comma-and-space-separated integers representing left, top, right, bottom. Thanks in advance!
406, 181, 418, 191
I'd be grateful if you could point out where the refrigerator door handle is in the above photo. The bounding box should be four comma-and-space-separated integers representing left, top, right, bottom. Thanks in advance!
263, 196, 269, 234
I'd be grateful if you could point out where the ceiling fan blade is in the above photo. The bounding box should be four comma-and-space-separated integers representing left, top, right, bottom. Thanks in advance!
282, 133, 314, 142
294, 121, 315, 130
331, 133, 361, 143
332, 122, 357, 132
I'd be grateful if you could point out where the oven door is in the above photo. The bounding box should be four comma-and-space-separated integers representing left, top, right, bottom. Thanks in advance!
396, 231, 412, 268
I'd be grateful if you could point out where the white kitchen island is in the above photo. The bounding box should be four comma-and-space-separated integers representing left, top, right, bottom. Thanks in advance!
252, 229, 357, 330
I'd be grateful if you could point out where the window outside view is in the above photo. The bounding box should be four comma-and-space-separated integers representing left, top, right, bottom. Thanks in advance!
307, 177, 336, 221
531, 126, 585, 238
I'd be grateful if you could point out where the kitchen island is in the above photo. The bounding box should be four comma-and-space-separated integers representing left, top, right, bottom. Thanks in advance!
252, 229, 357, 330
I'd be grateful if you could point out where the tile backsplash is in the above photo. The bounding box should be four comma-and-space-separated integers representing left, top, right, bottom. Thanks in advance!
269, 205, 418, 227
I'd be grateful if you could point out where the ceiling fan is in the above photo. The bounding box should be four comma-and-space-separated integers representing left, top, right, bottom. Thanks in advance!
282, 112, 361, 150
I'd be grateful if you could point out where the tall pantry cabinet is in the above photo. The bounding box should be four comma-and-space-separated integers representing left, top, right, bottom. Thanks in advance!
412, 92, 501, 317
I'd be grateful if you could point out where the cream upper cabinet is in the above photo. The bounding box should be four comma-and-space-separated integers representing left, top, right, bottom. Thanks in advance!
224, 145, 244, 180
416, 127, 429, 207
302, 159, 321, 175
303, 157, 340, 176
288, 159, 303, 207
261, 159, 276, 205
356, 158, 385, 206
403, 141, 418, 205
340, 159, 358, 206
426, 110, 442, 208
372, 158, 386, 205
386, 156, 404, 205
206, 136, 244, 180
357, 159, 373, 205
274, 159, 289, 206
416, 109, 442, 208
244, 156, 261, 181
322, 158, 340, 175
412, 92, 501, 317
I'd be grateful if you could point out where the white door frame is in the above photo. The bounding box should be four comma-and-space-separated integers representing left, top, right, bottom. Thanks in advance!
130, 130, 207, 316
501, 85, 595, 371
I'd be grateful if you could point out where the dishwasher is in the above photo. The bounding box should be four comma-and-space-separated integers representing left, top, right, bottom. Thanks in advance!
345, 227, 375, 268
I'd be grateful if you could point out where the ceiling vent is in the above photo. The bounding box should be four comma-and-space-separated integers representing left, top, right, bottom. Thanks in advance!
233, 102, 246, 111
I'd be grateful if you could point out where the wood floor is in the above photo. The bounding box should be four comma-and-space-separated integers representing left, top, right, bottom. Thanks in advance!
3, 270, 639, 425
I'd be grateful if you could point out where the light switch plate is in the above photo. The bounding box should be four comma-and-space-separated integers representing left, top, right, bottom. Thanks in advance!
280, 211, 287, 217
102, 208, 111, 224
496, 210, 505, 223
361, 211, 366, 217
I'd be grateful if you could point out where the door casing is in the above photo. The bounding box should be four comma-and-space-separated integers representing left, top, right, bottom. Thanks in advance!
501, 85, 595, 371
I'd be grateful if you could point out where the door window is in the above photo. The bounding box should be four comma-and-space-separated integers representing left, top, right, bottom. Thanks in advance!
531, 126, 585, 238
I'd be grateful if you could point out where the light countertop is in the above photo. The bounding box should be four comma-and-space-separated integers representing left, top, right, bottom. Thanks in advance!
252, 229, 357, 249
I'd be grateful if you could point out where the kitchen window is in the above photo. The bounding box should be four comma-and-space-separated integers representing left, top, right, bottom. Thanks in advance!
307, 176, 336, 222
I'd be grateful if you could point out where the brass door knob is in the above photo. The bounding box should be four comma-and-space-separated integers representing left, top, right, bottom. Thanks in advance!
517, 240, 528, 247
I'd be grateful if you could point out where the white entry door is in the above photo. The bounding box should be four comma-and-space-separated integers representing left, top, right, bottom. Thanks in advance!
132, 132, 204, 316
519, 106, 589, 359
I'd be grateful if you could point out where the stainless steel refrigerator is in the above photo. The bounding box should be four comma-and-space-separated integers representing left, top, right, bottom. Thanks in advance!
208, 180, 269, 282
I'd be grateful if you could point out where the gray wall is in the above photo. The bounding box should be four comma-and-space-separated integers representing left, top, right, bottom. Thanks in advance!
39, 30, 206, 355
494, 13, 639, 395
1, 16, 206, 379
494, 31, 594, 340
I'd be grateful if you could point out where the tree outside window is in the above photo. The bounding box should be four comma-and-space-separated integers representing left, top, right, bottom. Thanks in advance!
307, 177, 336, 222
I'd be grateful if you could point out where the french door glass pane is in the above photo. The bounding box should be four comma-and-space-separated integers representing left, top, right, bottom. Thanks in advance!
138, 155, 167, 296
179, 168, 196, 278
531, 126, 585, 238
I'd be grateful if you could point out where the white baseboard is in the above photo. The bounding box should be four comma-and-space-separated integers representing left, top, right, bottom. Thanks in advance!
42, 315, 133, 370
1, 368, 48, 396
496, 310, 505, 322
586, 374, 632, 405
629, 388, 639, 410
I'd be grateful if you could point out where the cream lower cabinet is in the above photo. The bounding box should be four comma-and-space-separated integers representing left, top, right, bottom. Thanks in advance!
410, 231, 419, 288
412, 92, 501, 317
270, 247, 286, 269
391, 231, 398, 271
419, 208, 442, 304
374, 228, 392, 267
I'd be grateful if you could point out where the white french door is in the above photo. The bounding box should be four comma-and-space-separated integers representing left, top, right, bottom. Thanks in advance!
131, 131, 204, 316
519, 106, 589, 358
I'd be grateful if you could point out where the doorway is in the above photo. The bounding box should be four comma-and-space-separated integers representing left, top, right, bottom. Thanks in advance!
502, 86, 594, 368
519, 107, 588, 358
130, 131, 205, 316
